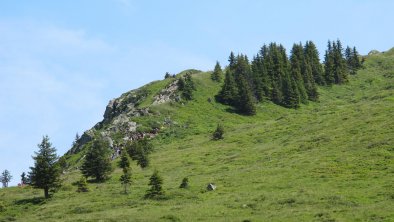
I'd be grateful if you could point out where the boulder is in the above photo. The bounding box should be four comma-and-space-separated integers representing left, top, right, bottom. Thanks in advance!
207, 183, 216, 191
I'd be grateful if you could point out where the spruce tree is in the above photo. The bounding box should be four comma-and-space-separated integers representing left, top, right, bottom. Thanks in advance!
216, 70, 238, 105
282, 74, 300, 108
179, 177, 189, 189
145, 170, 164, 199
0, 170, 12, 188
126, 138, 152, 169
212, 123, 224, 140
304, 41, 325, 85
29, 135, 61, 198
211, 61, 223, 82
324, 41, 335, 84
76, 176, 89, 192
228, 51, 236, 70
119, 152, 132, 193
290, 43, 308, 104
21, 172, 28, 185
236, 75, 256, 115
81, 139, 112, 182
302, 59, 319, 101
332, 40, 348, 84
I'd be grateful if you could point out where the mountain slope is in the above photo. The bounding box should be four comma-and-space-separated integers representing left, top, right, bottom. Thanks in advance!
1, 50, 393, 222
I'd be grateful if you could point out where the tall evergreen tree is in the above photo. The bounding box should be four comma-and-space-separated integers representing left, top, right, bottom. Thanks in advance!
81, 139, 112, 182
228, 51, 236, 70
290, 43, 308, 104
126, 138, 152, 169
332, 40, 348, 84
302, 59, 319, 101
145, 170, 164, 199
304, 41, 325, 85
0, 170, 12, 188
29, 136, 61, 198
324, 41, 335, 84
211, 61, 223, 82
236, 75, 256, 115
216, 70, 238, 105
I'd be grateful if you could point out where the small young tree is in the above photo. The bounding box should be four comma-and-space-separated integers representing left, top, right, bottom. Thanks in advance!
118, 152, 132, 193
145, 170, 164, 199
211, 61, 223, 82
179, 177, 189, 189
29, 135, 61, 198
212, 124, 224, 140
76, 176, 89, 192
81, 139, 112, 182
126, 139, 152, 169
164, 72, 171, 79
21, 172, 28, 185
0, 170, 12, 188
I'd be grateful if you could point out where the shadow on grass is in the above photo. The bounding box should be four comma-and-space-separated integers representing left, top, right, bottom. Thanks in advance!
14, 197, 46, 205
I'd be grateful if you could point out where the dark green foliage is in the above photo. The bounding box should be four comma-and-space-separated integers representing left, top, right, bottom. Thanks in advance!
236, 75, 257, 115
304, 41, 325, 85
179, 177, 189, 189
57, 156, 68, 172
325, 40, 348, 84
212, 123, 224, 140
211, 61, 223, 82
29, 135, 61, 198
282, 75, 300, 108
81, 139, 112, 182
145, 170, 164, 199
164, 72, 171, 79
0, 170, 12, 188
302, 60, 319, 101
118, 152, 132, 193
76, 177, 89, 192
126, 138, 153, 168
178, 73, 196, 100
290, 43, 308, 104
118, 152, 130, 170
346, 46, 362, 74
20, 172, 28, 185
216, 70, 238, 105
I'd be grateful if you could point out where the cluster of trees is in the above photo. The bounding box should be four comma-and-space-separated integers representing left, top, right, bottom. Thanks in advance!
216, 40, 362, 113
345, 46, 363, 75
177, 73, 196, 100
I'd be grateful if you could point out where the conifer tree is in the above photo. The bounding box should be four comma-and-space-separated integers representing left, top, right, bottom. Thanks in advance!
29, 136, 61, 198
0, 170, 12, 188
324, 41, 335, 84
282, 74, 300, 108
236, 75, 256, 115
302, 60, 319, 101
290, 43, 308, 104
212, 123, 224, 140
21, 172, 28, 185
216, 70, 238, 105
179, 177, 189, 189
228, 51, 236, 70
211, 61, 223, 82
81, 139, 112, 182
179, 73, 195, 100
118, 152, 131, 193
304, 41, 325, 85
76, 176, 89, 192
352, 47, 362, 70
145, 170, 164, 199
333, 40, 348, 84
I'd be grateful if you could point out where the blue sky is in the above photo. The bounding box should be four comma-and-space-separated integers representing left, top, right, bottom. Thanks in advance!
0, 0, 393, 186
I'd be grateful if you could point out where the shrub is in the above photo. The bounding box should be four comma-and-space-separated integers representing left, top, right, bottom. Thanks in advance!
179, 177, 189, 189
212, 124, 224, 140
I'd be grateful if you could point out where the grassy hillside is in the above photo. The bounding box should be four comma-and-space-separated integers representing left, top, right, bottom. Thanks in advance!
1, 50, 393, 222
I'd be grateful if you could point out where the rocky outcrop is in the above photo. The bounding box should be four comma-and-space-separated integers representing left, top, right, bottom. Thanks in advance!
152, 80, 180, 105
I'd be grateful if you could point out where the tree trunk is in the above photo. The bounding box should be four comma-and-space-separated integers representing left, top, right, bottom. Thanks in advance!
44, 187, 49, 199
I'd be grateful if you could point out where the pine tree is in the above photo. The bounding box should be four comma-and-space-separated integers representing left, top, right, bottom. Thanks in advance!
0, 170, 12, 188
178, 73, 195, 100
76, 176, 89, 192
21, 172, 28, 185
290, 43, 308, 104
211, 61, 223, 82
352, 47, 362, 70
236, 75, 256, 115
126, 138, 152, 169
302, 59, 319, 101
81, 139, 112, 182
216, 70, 238, 105
212, 123, 224, 140
304, 41, 325, 85
28, 135, 61, 198
179, 177, 189, 189
333, 40, 348, 84
118, 152, 132, 193
228, 51, 236, 70
282, 74, 300, 108
145, 170, 164, 199
324, 41, 335, 85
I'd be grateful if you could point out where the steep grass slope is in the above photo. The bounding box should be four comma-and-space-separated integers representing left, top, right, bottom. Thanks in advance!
0, 50, 393, 222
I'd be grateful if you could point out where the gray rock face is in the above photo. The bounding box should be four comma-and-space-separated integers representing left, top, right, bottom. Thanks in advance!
152, 80, 179, 105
